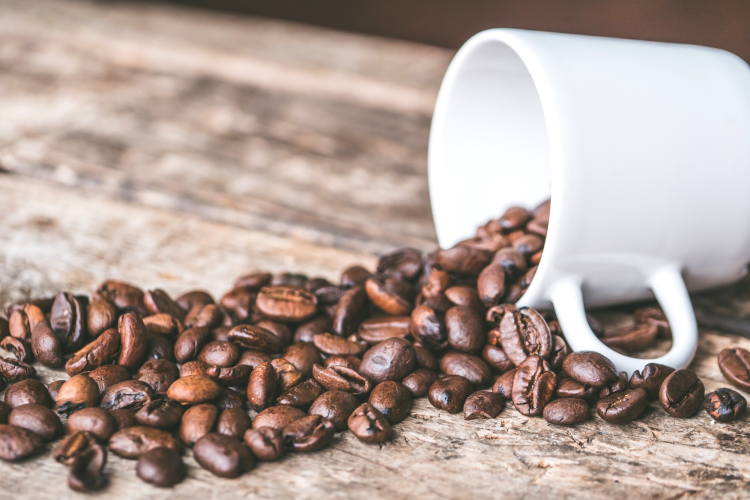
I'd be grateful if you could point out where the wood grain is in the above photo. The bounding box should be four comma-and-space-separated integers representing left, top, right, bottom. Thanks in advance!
0, 1, 749, 499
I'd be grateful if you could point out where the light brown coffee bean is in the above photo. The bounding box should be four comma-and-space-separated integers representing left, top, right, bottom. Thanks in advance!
56, 375, 100, 413
167, 375, 221, 405
248, 362, 277, 412
256, 286, 317, 322
252, 406, 306, 430
180, 403, 219, 447
65, 328, 120, 376
67, 407, 117, 441
109, 426, 181, 459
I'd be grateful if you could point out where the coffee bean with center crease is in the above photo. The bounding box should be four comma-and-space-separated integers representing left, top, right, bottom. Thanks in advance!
100, 380, 154, 411
0, 357, 35, 382
548, 335, 570, 372
65, 327, 120, 376
244, 427, 285, 461
8, 403, 62, 441
180, 403, 218, 447
421, 267, 451, 298
562, 351, 619, 388
500, 307, 552, 366
492, 248, 527, 281
143, 314, 183, 337
555, 378, 596, 401
135, 398, 184, 429
718, 347, 750, 391
194, 433, 254, 478
324, 355, 361, 371
410, 305, 447, 351
87, 298, 117, 338
50, 292, 88, 353
167, 375, 221, 405
359, 337, 416, 383
312, 364, 373, 396
256, 286, 317, 322
358, 316, 412, 344
137, 359, 180, 394
629, 363, 675, 400
601, 323, 658, 353
435, 246, 493, 275
445, 306, 485, 354
233, 272, 272, 292
96, 280, 146, 313
440, 351, 492, 387
30, 310, 62, 367
278, 379, 324, 409
428, 376, 472, 414
220, 287, 256, 322
53, 431, 99, 465
282, 342, 323, 379
597, 388, 648, 424
137, 447, 186, 487
282, 415, 335, 452
206, 364, 252, 387
512, 356, 556, 417
67, 407, 117, 441
368, 381, 411, 424
599, 371, 628, 398
544, 398, 589, 425
0, 337, 32, 363
659, 369, 705, 418
313, 333, 368, 357
6, 379, 52, 408
248, 362, 277, 411
365, 277, 413, 316
56, 374, 100, 412
116, 312, 147, 370
332, 286, 367, 336
463, 391, 504, 420
492, 368, 517, 399
108, 426, 182, 459
402, 368, 439, 398
348, 403, 392, 444
144, 289, 185, 321
186, 304, 223, 330
704, 388, 747, 422
227, 325, 284, 354
0, 424, 44, 461
89, 364, 132, 395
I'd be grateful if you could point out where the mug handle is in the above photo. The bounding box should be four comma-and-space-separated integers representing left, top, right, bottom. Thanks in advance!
548, 263, 698, 375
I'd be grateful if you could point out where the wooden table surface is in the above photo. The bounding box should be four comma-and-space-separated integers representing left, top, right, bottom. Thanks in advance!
1, 1, 749, 498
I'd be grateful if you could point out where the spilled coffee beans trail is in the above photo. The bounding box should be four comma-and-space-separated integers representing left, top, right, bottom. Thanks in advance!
0, 200, 747, 491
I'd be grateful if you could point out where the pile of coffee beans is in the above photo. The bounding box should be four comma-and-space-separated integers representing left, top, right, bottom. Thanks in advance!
0, 200, 747, 490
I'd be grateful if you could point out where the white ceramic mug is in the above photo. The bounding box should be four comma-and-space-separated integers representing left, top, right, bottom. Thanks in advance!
428, 29, 750, 374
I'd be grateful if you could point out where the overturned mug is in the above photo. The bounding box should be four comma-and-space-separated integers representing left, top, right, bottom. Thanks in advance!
428, 29, 750, 374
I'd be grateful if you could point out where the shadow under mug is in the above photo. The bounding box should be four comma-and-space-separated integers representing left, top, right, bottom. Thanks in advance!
428, 29, 750, 374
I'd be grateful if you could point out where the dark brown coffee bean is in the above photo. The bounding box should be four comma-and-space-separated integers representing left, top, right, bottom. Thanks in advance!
491, 248, 528, 281
180, 403, 218, 447
271, 358, 303, 393
486, 304, 517, 327
492, 368, 517, 399
244, 427, 284, 461
271, 272, 307, 288
428, 375, 472, 413
89, 364, 132, 395
206, 364, 252, 387
30, 314, 62, 367
659, 369, 705, 418
216, 388, 245, 411
248, 362, 277, 411
256, 286, 317, 322
56, 375, 100, 411
365, 277, 413, 316
193, 432, 254, 478
477, 264, 506, 307
176, 289, 216, 311
324, 355, 362, 371
0, 424, 44, 461
6, 379, 52, 408
634, 307, 671, 339
443, 286, 484, 313
0, 337, 32, 363
185, 304, 224, 330
0, 357, 35, 382
135, 398, 184, 429
143, 313, 183, 338
197, 340, 240, 368
282, 415, 335, 452
599, 371, 628, 398
555, 378, 596, 401
359, 337, 416, 384
464, 391, 504, 420
294, 316, 332, 343
116, 312, 147, 370
109, 409, 137, 431
347, 403, 392, 444
498, 206, 532, 230
216, 408, 251, 440
499, 307, 551, 366
68, 443, 107, 492
237, 349, 272, 369
630, 363, 674, 399
313, 333, 368, 357
481, 345, 514, 374
47, 380, 64, 402
255, 320, 292, 346
167, 375, 221, 405
252, 406, 306, 430
548, 335, 570, 372
8, 403, 62, 441
87, 298, 117, 338
445, 306, 485, 354
312, 364, 372, 396
440, 351, 492, 387
601, 323, 658, 352
544, 398, 589, 425
338, 265, 371, 288
0, 402, 9, 424
519, 266, 538, 290
96, 280, 146, 313
50, 292, 87, 353
109, 426, 181, 459
278, 379, 324, 409
66, 407, 117, 441
136, 447, 186, 487
358, 316, 412, 344
281, 342, 322, 379
227, 324, 284, 354
100, 380, 154, 411
718, 347, 750, 391
65, 328, 120, 376
562, 351, 619, 388
173, 326, 211, 363
368, 381, 411, 424
422, 268, 451, 298
512, 234, 544, 257
402, 368, 439, 398
376, 248, 423, 280
220, 286, 256, 323
704, 388, 747, 422
53, 431, 99, 465
144, 289, 185, 321
597, 388, 648, 424
435, 246, 493, 275
136, 359, 180, 393
512, 356, 556, 416
328, 285, 364, 336
178, 360, 208, 379
308, 390, 359, 431
410, 305, 447, 351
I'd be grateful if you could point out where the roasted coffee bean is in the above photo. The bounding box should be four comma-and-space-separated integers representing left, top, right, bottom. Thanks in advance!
445, 306, 485, 354
8, 403, 62, 441
443, 286, 484, 313
422, 268, 451, 298
365, 277, 413, 316
96, 280, 146, 313
428, 375, 472, 414
548, 335, 570, 372
185, 304, 223, 330
278, 379, 324, 409
180, 403, 219, 447
324, 355, 362, 371
135, 398, 184, 429
87, 298, 117, 338
282, 415, 335, 452
562, 351, 619, 388
167, 375, 221, 405
179, 360, 209, 378
659, 369, 705, 418
100, 380, 154, 411
109, 426, 181, 459
463, 391, 504, 420
481, 345, 514, 374
435, 246, 493, 275
56, 375, 100, 411
717, 347, 750, 391
176, 290, 216, 313
174, 326, 211, 363
143, 314, 183, 338
512, 233, 544, 257
313, 333, 368, 357
65, 328, 120, 376
492, 248, 528, 281
207, 364, 252, 387
117, 312, 147, 370
89, 364, 132, 395
358, 316, 412, 344
109, 409, 137, 431
244, 427, 284, 461
227, 324, 284, 354
308, 390, 359, 431
402, 368, 439, 398
313, 285, 347, 305
312, 364, 372, 396
281, 342, 322, 379
216, 408, 251, 440
512, 356, 556, 417
418, 292, 456, 314
271, 358, 303, 393
193, 433, 254, 478
601, 323, 658, 352
198, 340, 240, 368
69, 443, 107, 492
498, 206, 532, 230
410, 305, 447, 351
136, 447, 186, 487
440, 351, 492, 387
256, 286, 317, 322
519, 266, 537, 290
210, 326, 232, 342
411, 343, 437, 371
232, 272, 272, 291
376, 248, 423, 280
555, 378, 596, 401
499, 307, 551, 366
0, 402, 9, 424
271, 272, 308, 288
491, 368, 516, 399
248, 362, 277, 411
599, 371, 628, 398
339, 265, 372, 288
220, 286, 256, 322
477, 264, 506, 307
0, 337, 32, 363
47, 380, 64, 401
67, 407, 117, 441
704, 388, 747, 422
8, 309, 31, 340
30, 314, 62, 367
294, 316, 333, 343
136, 359, 180, 393
0, 357, 35, 382
255, 319, 292, 346
53, 431, 99, 465
252, 406, 306, 430
6, 379, 52, 408
597, 388, 648, 424
486, 304, 517, 327
634, 307, 671, 339
368, 381, 411, 424
630, 362, 677, 399
216, 388, 245, 411
359, 337, 416, 383
50, 292, 87, 353
543, 398, 589, 425
347, 403, 392, 444
0, 424, 44, 461
144, 289, 185, 321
